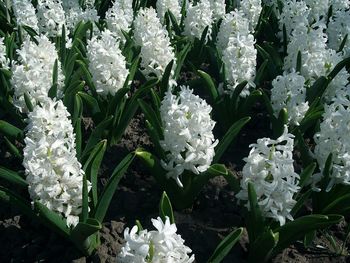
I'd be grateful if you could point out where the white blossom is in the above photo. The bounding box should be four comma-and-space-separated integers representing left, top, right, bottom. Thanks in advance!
105, 0, 134, 41
314, 98, 350, 191
156, 0, 182, 24
216, 10, 250, 52
327, 9, 350, 58
63, 0, 99, 32
133, 7, 176, 82
87, 30, 128, 97
160, 86, 218, 187
11, 35, 65, 112
236, 127, 300, 226
209, 0, 226, 21
0, 37, 9, 70
117, 217, 195, 263
183, 0, 213, 43
23, 99, 87, 227
271, 71, 309, 126
329, 0, 350, 11
304, 0, 329, 22
12, 0, 39, 32
238, 0, 262, 31
37, 0, 66, 37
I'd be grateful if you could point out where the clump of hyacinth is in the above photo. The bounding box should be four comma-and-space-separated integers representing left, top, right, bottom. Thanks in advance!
117, 217, 195, 263
216, 10, 250, 52
278, 0, 310, 41
183, 0, 213, 43
105, 0, 134, 41
271, 71, 309, 126
209, 0, 226, 21
156, 0, 182, 23
160, 86, 218, 187
327, 9, 350, 58
23, 99, 87, 227
87, 30, 128, 97
11, 35, 65, 112
238, 0, 262, 31
0, 38, 9, 70
133, 7, 176, 82
236, 127, 300, 226
62, 0, 99, 32
12, 0, 39, 32
314, 98, 350, 191
36, 0, 66, 37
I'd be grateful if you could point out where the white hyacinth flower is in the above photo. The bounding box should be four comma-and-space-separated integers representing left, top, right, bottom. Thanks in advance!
87, 30, 128, 97
209, 0, 226, 21
304, 0, 329, 22
105, 0, 134, 41
216, 10, 250, 52
133, 7, 176, 82
236, 127, 300, 226
12, 0, 39, 32
160, 86, 218, 187
238, 0, 262, 31
156, 0, 182, 24
63, 0, 99, 32
0, 37, 9, 70
327, 9, 350, 58
183, 0, 213, 43
329, 0, 350, 11
37, 0, 66, 37
271, 71, 309, 126
23, 99, 88, 227
117, 217, 195, 263
314, 98, 350, 191
11, 35, 65, 112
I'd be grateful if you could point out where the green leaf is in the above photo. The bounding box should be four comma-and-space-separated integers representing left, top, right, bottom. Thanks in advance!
48, 59, 58, 99
76, 60, 97, 97
81, 116, 113, 160
328, 56, 350, 81
338, 34, 348, 53
299, 162, 316, 188
71, 218, 101, 242
0, 166, 27, 188
124, 56, 140, 88
255, 60, 269, 86
138, 99, 163, 139
78, 91, 101, 116
321, 193, 350, 215
0, 120, 23, 139
249, 230, 279, 263
304, 230, 316, 248
294, 128, 314, 168
174, 43, 191, 79
81, 174, 89, 221
167, 10, 181, 35
24, 92, 34, 112
291, 189, 312, 217
296, 51, 302, 73
214, 117, 251, 163
274, 214, 343, 253
93, 153, 134, 222
3, 136, 22, 158
160, 60, 174, 96
207, 228, 243, 263
306, 76, 328, 102
197, 70, 218, 103
159, 191, 175, 224
247, 182, 264, 243
83, 140, 107, 208
75, 118, 82, 160
34, 201, 70, 238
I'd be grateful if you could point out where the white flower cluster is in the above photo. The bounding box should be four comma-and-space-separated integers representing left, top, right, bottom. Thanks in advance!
0, 38, 9, 70
236, 127, 300, 226
133, 7, 176, 81
271, 71, 309, 126
36, 0, 66, 37
156, 0, 182, 24
314, 98, 350, 191
160, 86, 218, 187
12, 0, 39, 32
217, 10, 257, 97
87, 30, 128, 97
304, 0, 329, 21
238, 0, 262, 31
209, 0, 226, 21
117, 217, 195, 263
63, 0, 99, 32
329, 0, 350, 11
183, 0, 213, 43
327, 9, 350, 58
105, 0, 134, 41
23, 99, 87, 227
11, 35, 65, 112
